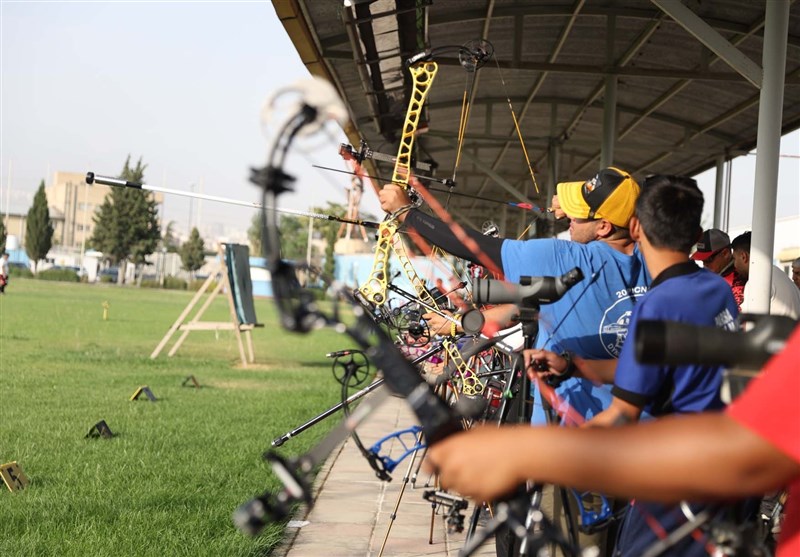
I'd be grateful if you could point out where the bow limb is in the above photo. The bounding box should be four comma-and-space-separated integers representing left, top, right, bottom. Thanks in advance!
367, 425, 425, 474
357, 60, 439, 310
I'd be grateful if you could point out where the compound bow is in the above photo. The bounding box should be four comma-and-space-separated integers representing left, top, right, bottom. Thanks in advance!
233, 74, 579, 557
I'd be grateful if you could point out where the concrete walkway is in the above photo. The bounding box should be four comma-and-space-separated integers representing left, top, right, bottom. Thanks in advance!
274, 392, 496, 557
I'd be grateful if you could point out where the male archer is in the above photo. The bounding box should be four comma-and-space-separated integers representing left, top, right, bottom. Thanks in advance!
690, 228, 746, 311
521, 175, 748, 556
380, 167, 649, 554
379, 167, 650, 425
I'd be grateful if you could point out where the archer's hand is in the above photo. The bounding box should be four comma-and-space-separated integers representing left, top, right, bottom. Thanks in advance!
423, 311, 456, 336
379, 184, 412, 216
424, 425, 529, 501
550, 194, 567, 220
523, 348, 568, 380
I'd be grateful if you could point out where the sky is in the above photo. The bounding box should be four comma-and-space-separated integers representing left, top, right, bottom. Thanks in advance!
694, 132, 798, 232
0, 1, 374, 243
1, 2, 798, 244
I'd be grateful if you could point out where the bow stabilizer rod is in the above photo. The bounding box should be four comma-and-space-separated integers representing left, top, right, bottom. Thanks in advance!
85, 172, 381, 228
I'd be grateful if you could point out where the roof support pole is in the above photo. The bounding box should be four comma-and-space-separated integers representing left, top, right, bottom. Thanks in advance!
723, 158, 733, 233
546, 139, 561, 238
601, 76, 618, 169
546, 104, 560, 237
516, 209, 527, 239
547, 139, 560, 203
601, 14, 617, 169
712, 154, 727, 230
747, 0, 789, 314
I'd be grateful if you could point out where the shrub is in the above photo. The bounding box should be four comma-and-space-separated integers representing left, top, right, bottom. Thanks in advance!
9, 266, 33, 279
99, 273, 117, 283
38, 268, 80, 282
308, 286, 328, 301
188, 279, 207, 291
163, 276, 187, 290
140, 279, 161, 289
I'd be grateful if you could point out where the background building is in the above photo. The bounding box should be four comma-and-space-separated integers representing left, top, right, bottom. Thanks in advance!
45, 171, 164, 249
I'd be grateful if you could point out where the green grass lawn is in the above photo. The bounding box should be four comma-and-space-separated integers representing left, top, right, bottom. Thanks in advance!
0, 278, 361, 556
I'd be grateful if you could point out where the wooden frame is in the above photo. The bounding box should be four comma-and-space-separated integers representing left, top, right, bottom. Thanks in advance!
150, 248, 256, 367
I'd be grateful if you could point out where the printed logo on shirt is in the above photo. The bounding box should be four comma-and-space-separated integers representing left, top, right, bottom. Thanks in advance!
599, 289, 648, 357
715, 308, 737, 331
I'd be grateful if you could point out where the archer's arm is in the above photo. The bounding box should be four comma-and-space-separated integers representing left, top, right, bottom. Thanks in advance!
524, 350, 618, 384
425, 414, 799, 504
379, 184, 505, 269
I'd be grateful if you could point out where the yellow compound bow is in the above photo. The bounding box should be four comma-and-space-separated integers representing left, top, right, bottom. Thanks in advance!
357, 60, 439, 310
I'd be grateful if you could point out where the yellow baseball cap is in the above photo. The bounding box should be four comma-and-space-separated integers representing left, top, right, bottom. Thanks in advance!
556, 167, 640, 228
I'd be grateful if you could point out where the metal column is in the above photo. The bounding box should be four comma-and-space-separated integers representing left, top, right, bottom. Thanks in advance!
547, 104, 560, 237
600, 15, 617, 169
713, 155, 726, 230
747, 0, 789, 314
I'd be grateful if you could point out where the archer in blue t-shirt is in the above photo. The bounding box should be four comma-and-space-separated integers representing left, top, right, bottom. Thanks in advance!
526, 175, 744, 557
378, 167, 650, 424
502, 237, 649, 423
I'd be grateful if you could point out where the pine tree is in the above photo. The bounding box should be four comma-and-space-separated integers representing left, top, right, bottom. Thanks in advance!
25, 180, 54, 274
180, 227, 206, 278
90, 156, 160, 284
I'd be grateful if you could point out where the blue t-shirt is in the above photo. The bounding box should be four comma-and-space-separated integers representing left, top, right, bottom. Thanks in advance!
611, 262, 740, 557
500, 238, 650, 423
612, 262, 738, 416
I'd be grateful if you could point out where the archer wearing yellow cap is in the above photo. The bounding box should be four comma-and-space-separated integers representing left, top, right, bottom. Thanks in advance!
557, 167, 640, 229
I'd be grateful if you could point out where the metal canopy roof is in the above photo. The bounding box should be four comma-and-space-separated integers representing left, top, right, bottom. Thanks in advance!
274, 0, 800, 235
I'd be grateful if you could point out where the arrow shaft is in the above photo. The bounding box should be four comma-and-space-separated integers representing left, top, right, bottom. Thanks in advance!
312, 165, 546, 212
86, 173, 380, 228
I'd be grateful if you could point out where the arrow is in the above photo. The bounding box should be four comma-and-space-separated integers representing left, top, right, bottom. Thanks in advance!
310, 165, 549, 213
85, 172, 383, 228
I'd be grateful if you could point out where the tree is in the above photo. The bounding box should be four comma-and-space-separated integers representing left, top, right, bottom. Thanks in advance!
322, 218, 337, 279
25, 180, 54, 274
0, 217, 6, 253
314, 203, 344, 280
180, 227, 206, 278
162, 221, 180, 253
247, 213, 263, 258
278, 213, 308, 261
252, 204, 345, 282
90, 156, 160, 284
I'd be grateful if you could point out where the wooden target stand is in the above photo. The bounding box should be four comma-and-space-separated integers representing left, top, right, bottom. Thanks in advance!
150, 247, 257, 367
